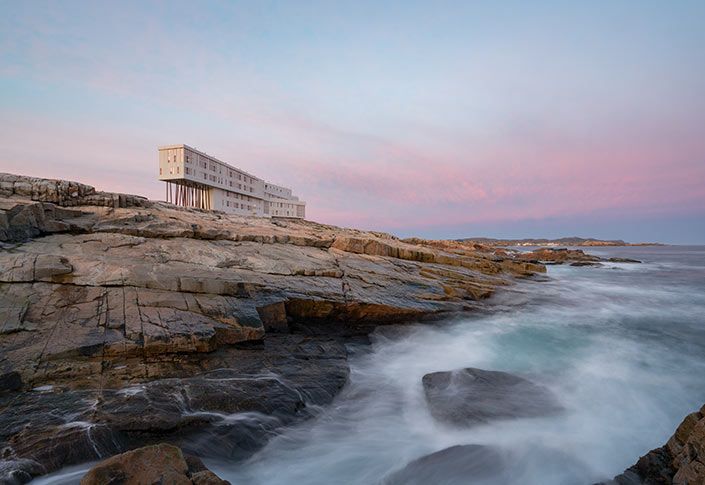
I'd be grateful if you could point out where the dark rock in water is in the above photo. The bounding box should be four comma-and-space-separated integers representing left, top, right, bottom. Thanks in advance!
600, 404, 705, 485
422, 368, 562, 427
518, 248, 601, 265
596, 446, 674, 485
382, 444, 504, 485
0, 372, 22, 393
0, 335, 349, 478
80, 443, 229, 485
607, 258, 642, 263
570, 261, 603, 267
0, 457, 44, 485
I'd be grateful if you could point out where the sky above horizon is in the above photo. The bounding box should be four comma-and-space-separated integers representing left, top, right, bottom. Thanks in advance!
1, 1, 704, 243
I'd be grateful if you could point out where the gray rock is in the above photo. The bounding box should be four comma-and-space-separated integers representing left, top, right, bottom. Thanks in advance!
422, 368, 562, 427
382, 445, 504, 485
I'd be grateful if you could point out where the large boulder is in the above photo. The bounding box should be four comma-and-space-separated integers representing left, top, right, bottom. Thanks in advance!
382, 445, 504, 485
422, 368, 562, 427
80, 443, 229, 485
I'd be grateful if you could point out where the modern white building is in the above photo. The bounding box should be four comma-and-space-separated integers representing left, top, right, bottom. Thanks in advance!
158, 144, 306, 219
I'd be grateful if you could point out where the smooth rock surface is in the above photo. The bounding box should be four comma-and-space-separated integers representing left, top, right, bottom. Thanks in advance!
422, 368, 562, 427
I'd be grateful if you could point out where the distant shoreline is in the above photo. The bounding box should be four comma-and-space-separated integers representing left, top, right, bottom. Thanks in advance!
458, 237, 666, 247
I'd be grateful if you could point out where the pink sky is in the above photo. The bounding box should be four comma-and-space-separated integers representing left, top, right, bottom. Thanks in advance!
1, 2, 704, 242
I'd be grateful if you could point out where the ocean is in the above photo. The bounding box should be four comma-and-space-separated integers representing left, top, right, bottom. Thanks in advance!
211, 245, 705, 484
36, 246, 705, 484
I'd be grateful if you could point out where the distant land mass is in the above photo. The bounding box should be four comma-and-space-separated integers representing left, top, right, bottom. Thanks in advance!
459, 237, 664, 247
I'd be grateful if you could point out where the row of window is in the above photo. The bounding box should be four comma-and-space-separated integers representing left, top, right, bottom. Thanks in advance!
159, 166, 180, 175
163, 151, 299, 205
223, 200, 253, 210
225, 191, 256, 202
166, 152, 256, 184
181, 152, 256, 183
161, 163, 255, 195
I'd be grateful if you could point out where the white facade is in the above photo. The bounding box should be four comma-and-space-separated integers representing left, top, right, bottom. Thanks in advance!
158, 144, 305, 219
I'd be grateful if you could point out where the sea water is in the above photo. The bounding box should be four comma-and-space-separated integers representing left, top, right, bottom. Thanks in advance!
210, 245, 705, 485
35, 246, 705, 484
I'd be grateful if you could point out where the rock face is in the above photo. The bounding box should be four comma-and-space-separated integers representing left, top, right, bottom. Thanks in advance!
80, 443, 229, 485
604, 404, 705, 485
0, 173, 547, 481
422, 368, 562, 427
382, 444, 504, 485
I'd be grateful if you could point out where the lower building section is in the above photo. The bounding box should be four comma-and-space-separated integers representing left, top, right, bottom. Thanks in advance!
163, 179, 305, 218
165, 180, 213, 210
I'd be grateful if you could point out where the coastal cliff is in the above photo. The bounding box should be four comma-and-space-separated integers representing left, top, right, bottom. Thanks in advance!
0, 173, 545, 482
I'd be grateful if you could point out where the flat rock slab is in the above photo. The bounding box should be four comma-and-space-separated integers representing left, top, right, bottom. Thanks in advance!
422, 367, 562, 427
382, 445, 504, 485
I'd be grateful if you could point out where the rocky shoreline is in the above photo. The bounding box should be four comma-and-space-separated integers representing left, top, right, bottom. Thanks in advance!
0, 173, 548, 482
0, 173, 698, 484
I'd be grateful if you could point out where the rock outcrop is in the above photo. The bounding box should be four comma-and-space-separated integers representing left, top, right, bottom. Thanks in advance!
514, 247, 641, 266
80, 443, 229, 485
422, 368, 562, 427
0, 173, 548, 481
604, 404, 705, 484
